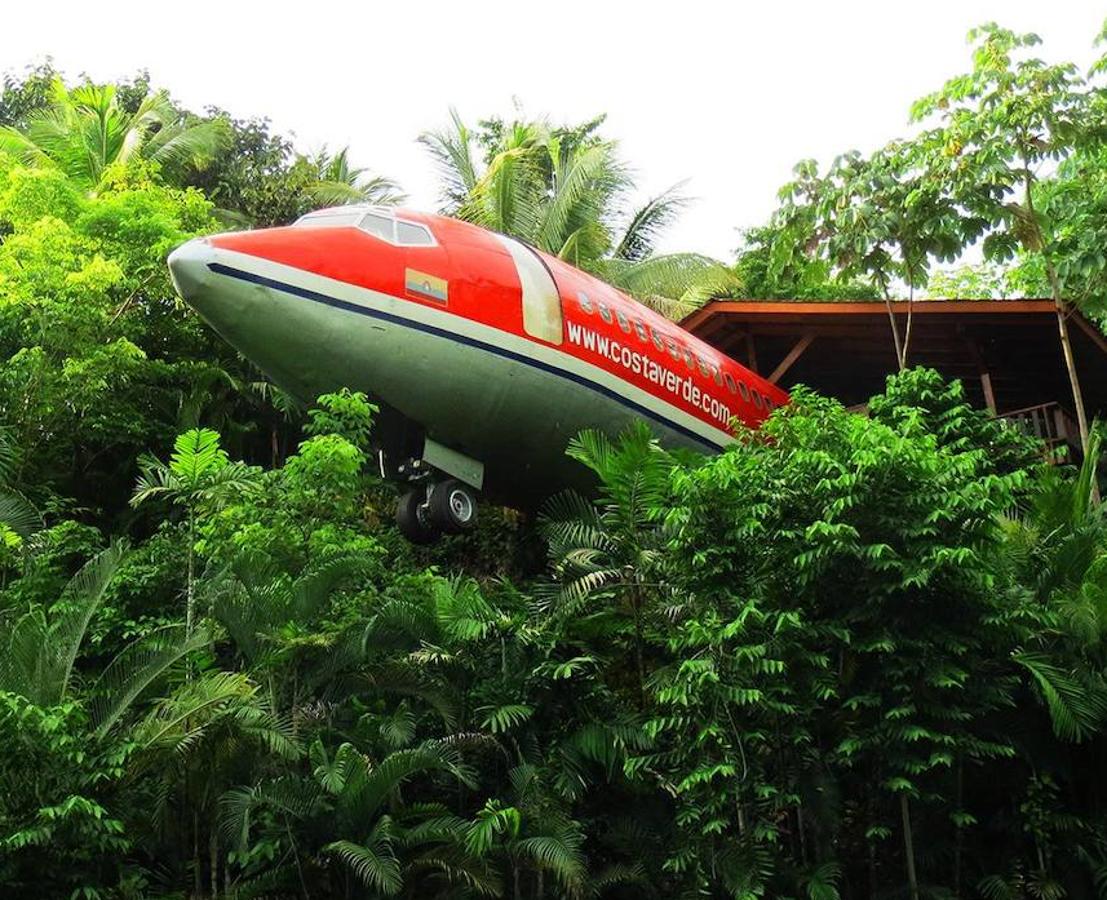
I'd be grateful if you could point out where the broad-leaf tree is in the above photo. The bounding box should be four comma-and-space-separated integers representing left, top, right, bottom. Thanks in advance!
910, 23, 1107, 451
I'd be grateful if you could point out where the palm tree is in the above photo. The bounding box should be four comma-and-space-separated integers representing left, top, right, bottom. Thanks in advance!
307, 145, 406, 207
1006, 427, 1107, 649
0, 542, 208, 711
0, 79, 227, 189
218, 739, 493, 897
210, 552, 362, 717
420, 110, 738, 317
540, 423, 676, 704
131, 428, 261, 635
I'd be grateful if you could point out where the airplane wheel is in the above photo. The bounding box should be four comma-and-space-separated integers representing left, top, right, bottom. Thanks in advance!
429, 479, 478, 533
395, 489, 440, 544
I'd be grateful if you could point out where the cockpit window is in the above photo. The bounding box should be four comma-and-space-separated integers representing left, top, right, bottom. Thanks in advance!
294, 211, 363, 229
396, 221, 434, 246
294, 208, 437, 247
360, 212, 396, 242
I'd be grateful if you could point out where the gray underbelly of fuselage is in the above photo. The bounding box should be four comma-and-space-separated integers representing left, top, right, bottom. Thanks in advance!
188, 260, 723, 505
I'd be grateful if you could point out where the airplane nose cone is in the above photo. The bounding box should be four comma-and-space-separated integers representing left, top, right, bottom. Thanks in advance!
167, 238, 215, 310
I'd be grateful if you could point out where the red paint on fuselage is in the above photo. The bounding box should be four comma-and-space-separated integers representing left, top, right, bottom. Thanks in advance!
209, 210, 788, 438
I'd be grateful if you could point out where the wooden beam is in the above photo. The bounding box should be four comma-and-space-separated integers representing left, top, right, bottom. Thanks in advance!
745, 332, 759, 375
959, 330, 997, 413
684, 299, 1057, 319
768, 333, 815, 383
680, 303, 721, 332
1072, 311, 1107, 356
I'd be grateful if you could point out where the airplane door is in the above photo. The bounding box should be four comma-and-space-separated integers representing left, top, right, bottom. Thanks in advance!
494, 235, 563, 345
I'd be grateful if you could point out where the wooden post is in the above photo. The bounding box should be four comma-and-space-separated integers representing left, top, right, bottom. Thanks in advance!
745, 332, 759, 375
960, 331, 997, 413
979, 370, 997, 414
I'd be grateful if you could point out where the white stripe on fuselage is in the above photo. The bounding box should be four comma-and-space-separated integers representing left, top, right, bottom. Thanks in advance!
211, 248, 737, 449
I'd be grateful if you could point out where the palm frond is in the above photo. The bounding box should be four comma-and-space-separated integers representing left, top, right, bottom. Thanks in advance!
325, 833, 402, 895
602, 253, 740, 319
539, 141, 625, 257
0, 489, 44, 540
91, 624, 210, 736
516, 828, 587, 895
418, 108, 481, 211
0, 125, 51, 167
340, 744, 471, 823
145, 119, 228, 173
133, 670, 259, 752
307, 174, 405, 207
220, 777, 325, 854
47, 541, 129, 704
1015, 650, 1107, 742
615, 181, 691, 261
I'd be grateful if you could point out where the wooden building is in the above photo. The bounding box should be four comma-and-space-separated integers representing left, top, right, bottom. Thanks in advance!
682, 299, 1107, 456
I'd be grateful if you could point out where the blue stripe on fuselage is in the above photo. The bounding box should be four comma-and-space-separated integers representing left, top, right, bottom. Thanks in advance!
206, 261, 728, 452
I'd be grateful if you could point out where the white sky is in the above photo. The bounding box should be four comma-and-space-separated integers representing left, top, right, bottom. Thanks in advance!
1, 1, 1103, 260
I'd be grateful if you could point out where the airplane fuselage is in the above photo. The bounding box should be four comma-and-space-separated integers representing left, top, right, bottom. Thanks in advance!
168, 206, 787, 517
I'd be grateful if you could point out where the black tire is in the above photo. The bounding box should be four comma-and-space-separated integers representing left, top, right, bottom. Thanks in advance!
428, 479, 478, 533
395, 489, 439, 544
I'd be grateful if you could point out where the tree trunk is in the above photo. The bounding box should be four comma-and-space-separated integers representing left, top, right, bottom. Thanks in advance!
210, 827, 219, 899
900, 793, 920, 900
633, 606, 646, 709
797, 803, 808, 865
902, 283, 915, 369
186, 509, 196, 636
881, 281, 906, 371
1046, 265, 1091, 454
1024, 166, 1092, 462
954, 759, 963, 899
193, 808, 202, 899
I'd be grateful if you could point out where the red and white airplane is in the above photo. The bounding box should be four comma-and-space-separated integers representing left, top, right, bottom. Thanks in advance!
168, 205, 787, 542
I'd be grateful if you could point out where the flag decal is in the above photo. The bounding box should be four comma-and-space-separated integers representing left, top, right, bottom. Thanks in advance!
405, 268, 448, 304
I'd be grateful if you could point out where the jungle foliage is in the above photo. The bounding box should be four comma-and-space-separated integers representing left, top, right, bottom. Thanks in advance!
2, 21, 1107, 900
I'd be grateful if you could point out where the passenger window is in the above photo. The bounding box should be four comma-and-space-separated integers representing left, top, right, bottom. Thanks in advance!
634, 320, 648, 342
684, 349, 695, 369
397, 221, 434, 246
495, 235, 563, 344
724, 372, 737, 394
650, 327, 664, 351
579, 292, 594, 314
753, 391, 763, 409
597, 302, 613, 324
360, 213, 396, 242
739, 381, 750, 402
666, 338, 681, 361
616, 310, 631, 333
697, 356, 710, 377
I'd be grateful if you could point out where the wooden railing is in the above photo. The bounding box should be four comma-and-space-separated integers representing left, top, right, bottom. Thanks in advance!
999, 402, 1080, 456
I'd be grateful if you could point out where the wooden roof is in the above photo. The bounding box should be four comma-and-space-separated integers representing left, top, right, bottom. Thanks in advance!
681, 298, 1107, 416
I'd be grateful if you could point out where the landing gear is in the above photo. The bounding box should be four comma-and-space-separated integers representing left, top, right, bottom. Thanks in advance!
395, 488, 439, 545
395, 479, 479, 544
429, 479, 478, 534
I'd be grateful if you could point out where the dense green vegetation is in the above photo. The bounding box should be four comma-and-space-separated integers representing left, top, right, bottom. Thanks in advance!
2, 21, 1107, 900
